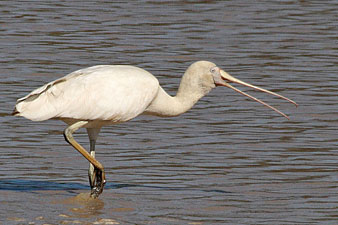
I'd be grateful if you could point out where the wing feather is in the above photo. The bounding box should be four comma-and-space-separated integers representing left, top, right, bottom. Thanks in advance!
14, 65, 159, 122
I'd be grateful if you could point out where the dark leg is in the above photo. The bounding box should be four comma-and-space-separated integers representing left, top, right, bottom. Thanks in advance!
63, 121, 105, 198
86, 128, 101, 190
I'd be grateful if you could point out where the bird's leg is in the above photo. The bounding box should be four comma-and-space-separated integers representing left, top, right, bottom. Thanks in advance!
86, 128, 102, 192
88, 139, 96, 189
63, 121, 105, 198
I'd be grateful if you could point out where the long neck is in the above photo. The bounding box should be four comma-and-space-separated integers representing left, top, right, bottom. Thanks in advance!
144, 80, 207, 117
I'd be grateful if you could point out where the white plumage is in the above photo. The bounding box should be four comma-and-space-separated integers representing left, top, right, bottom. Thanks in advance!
15, 65, 159, 122
13, 61, 297, 198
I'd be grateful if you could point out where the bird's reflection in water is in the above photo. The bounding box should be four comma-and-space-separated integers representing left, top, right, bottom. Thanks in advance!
54, 193, 122, 224
54, 192, 104, 218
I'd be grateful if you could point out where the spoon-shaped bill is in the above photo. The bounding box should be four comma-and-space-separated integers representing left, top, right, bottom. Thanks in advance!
219, 70, 297, 119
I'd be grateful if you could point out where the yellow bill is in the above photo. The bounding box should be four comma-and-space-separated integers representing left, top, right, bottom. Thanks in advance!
219, 70, 298, 120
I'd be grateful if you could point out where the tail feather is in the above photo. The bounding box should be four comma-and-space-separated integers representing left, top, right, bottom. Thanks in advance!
11, 107, 19, 116
12, 78, 68, 121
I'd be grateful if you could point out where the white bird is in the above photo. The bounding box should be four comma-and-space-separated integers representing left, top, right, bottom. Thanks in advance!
12, 61, 297, 198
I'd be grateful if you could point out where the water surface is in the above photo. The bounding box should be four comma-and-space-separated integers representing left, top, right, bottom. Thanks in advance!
1, 1, 337, 224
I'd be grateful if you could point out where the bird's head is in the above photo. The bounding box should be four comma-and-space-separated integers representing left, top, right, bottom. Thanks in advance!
183, 60, 297, 119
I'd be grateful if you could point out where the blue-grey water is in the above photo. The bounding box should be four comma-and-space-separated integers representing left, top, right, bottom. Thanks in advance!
1, 1, 337, 224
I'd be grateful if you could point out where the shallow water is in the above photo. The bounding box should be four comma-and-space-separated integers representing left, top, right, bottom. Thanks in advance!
1, 1, 337, 224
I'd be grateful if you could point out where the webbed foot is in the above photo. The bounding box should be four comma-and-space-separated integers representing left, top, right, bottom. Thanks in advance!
89, 168, 106, 198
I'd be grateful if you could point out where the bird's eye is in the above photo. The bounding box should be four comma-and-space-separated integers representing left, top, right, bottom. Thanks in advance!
210, 67, 217, 73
